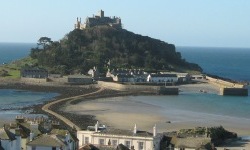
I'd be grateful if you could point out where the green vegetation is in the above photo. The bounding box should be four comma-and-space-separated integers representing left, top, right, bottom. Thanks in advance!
178, 126, 237, 145
30, 26, 202, 75
0, 57, 38, 79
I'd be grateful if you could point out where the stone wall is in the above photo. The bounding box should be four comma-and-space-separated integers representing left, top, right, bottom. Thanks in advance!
206, 76, 245, 88
206, 76, 248, 96
98, 81, 179, 95
98, 81, 158, 92
48, 76, 67, 83
220, 88, 248, 96
20, 77, 48, 83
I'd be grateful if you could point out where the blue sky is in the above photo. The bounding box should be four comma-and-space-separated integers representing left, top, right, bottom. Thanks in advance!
0, 0, 250, 48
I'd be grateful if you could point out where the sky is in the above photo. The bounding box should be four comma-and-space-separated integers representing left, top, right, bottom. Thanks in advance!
0, 0, 250, 48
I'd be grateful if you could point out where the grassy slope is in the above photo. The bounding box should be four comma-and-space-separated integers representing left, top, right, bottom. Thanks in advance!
0, 57, 37, 79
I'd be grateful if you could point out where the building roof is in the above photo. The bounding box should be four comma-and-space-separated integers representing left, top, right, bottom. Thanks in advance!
150, 74, 177, 78
79, 144, 99, 150
27, 134, 67, 147
21, 68, 48, 72
95, 128, 153, 138
116, 144, 130, 150
18, 122, 41, 136
116, 74, 134, 78
0, 128, 16, 141
50, 129, 78, 142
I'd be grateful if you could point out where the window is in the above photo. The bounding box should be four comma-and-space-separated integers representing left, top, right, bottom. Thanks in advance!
31, 146, 36, 150
112, 140, 118, 146
85, 137, 89, 144
99, 139, 105, 145
138, 142, 144, 150
52, 147, 56, 150
125, 141, 130, 148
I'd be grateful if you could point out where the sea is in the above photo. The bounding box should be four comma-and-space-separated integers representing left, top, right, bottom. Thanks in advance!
0, 43, 58, 120
0, 43, 250, 131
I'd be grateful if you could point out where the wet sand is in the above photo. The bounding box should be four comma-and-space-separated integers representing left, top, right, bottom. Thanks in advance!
63, 82, 250, 136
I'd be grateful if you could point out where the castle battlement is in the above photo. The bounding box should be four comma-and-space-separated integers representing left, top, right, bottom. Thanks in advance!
75, 10, 122, 29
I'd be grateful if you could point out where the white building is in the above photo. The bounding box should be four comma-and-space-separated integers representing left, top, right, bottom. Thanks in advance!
77, 122, 162, 150
147, 74, 178, 83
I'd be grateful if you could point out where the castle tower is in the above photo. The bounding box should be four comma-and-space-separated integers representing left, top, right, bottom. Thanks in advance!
75, 17, 81, 29
98, 10, 104, 18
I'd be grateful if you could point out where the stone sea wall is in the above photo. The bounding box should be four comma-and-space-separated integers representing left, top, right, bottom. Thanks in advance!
206, 76, 248, 96
97, 81, 179, 95
206, 76, 245, 88
20, 77, 48, 83
98, 81, 158, 91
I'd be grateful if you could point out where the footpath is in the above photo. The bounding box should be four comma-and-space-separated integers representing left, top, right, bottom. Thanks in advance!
42, 88, 104, 131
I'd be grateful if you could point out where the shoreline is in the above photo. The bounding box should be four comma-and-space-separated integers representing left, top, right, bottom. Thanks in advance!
0, 82, 156, 130
0, 82, 100, 129
62, 81, 250, 136
0, 80, 249, 137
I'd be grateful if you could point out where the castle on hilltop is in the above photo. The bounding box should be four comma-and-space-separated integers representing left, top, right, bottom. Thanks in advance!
75, 10, 122, 29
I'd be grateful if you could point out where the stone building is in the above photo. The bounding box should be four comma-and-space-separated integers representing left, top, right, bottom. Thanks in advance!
75, 10, 122, 29
20, 68, 48, 78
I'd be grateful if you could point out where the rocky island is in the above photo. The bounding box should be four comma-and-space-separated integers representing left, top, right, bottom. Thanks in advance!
0, 10, 248, 150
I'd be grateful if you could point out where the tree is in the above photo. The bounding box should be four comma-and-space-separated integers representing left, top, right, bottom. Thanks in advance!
37, 37, 52, 50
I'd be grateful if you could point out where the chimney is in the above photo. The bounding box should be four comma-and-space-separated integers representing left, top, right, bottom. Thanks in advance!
65, 132, 70, 143
15, 127, 21, 136
30, 121, 39, 131
153, 124, 157, 137
95, 121, 99, 132
133, 124, 137, 134
30, 131, 34, 141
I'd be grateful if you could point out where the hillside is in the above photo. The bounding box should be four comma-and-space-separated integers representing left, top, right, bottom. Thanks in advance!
30, 26, 202, 74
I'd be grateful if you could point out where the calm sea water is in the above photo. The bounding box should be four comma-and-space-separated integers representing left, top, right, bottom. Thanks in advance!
0, 89, 59, 120
0, 43, 249, 123
0, 42, 35, 64
0, 89, 59, 110
0, 43, 56, 118
177, 46, 250, 82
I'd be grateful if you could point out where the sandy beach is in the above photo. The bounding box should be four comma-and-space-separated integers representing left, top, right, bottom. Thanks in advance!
63, 82, 250, 136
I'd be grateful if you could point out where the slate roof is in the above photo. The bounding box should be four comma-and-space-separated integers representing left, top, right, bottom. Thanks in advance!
50, 129, 78, 142
95, 128, 153, 138
116, 74, 134, 78
150, 74, 177, 78
18, 122, 41, 136
116, 144, 130, 150
79, 144, 99, 150
26, 134, 66, 147
0, 128, 16, 141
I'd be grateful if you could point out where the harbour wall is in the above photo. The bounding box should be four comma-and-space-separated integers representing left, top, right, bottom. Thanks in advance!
219, 88, 248, 96
97, 81, 178, 95
206, 76, 248, 96
20, 77, 48, 83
